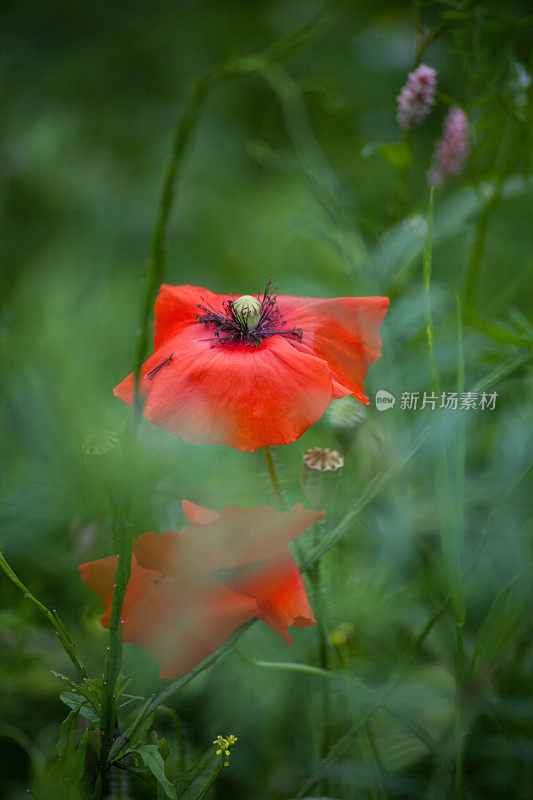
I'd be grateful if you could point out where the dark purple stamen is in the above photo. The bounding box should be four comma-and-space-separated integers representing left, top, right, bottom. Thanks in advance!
145, 354, 173, 380
195, 281, 303, 348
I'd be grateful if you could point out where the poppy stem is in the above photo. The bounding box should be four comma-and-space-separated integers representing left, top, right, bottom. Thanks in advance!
263, 446, 286, 511
309, 525, 331, 794
263, 446, 309, 588
0, 550, 95, 694
98, 497, 132, 797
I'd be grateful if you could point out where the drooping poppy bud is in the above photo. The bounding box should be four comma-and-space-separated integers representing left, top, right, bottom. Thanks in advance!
326, 397, 366, 431
82, 429, 121, 459
81, 429, 122, 487
326, 396, 366, 450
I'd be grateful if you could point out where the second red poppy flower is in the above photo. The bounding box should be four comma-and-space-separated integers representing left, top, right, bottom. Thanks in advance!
79, 500, 323, 679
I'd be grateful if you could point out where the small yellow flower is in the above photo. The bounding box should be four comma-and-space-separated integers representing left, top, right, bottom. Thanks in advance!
213, 734, 238, 766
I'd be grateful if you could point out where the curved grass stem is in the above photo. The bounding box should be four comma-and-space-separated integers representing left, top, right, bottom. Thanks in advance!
0, 550, 94, 694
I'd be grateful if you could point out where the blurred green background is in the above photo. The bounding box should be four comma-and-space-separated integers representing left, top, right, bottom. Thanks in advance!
1, 1, 532, 798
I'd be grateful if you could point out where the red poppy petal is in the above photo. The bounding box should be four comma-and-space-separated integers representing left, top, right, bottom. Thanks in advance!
133, 503, 324, 577
79, 555, 117, 600
80, 555, 258, 679
225, 551, 315, 644
276, 295, 389, 402
114, 325, 334, 451
79, 555, 158, 627
133, 531, 182, 576
182, 499, 220, 524
153, 285, 232, 350
138, 578, 258, 679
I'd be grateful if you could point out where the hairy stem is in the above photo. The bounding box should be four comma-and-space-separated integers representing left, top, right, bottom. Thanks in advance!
310, 524, 331, 794
97, 499, 132, 797
0, 551, 95, 696
263, 445, 286, 511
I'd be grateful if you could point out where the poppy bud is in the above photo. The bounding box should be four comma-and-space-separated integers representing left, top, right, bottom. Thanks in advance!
330, 621, 353, 648
330, 622, 353, 662
300, 447, 344, 509
82, 430, 122, 489
326, 397, 366, 449
158, 737, 170, 760
233, 295, 261, 331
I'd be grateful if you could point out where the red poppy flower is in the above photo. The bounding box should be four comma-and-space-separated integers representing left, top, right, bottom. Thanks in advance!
79, 500, 323, 679
114, 282, 389, 451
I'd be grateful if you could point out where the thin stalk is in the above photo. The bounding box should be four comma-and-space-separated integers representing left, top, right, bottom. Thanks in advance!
454, 624, 466, 799
263, 445, 286, 510
262, 446, 308, 567
453, 297, 466, 799
310, 524, 331, 794
423, 186, 440, 395
97, 500, 132, 797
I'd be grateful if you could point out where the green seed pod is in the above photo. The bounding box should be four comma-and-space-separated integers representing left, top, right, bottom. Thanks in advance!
233, 295, 262, 331
300, 447, 344, 509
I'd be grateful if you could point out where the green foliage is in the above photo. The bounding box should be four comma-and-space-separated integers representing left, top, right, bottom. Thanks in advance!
31, 711, 88, 800
361, 142, 413, 173
1, 1, 532, 799
123, 744, 177, 799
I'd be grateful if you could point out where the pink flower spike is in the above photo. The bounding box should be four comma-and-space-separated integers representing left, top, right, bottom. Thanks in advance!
428, 107, 470, 186
396, 64, 437, 130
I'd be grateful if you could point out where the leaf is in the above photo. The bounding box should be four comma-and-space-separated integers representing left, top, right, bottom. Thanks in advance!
175, 745, 226, 800
114, 672, 133, 700
127, 710, 155, 750
52, 671, 98, 708
59, 692, 100, 727
469, 578, 524, 678
31, 711, 88, 800
361, 141, 413, 172
133, 744, 177, 799
57, 710, 80, 760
